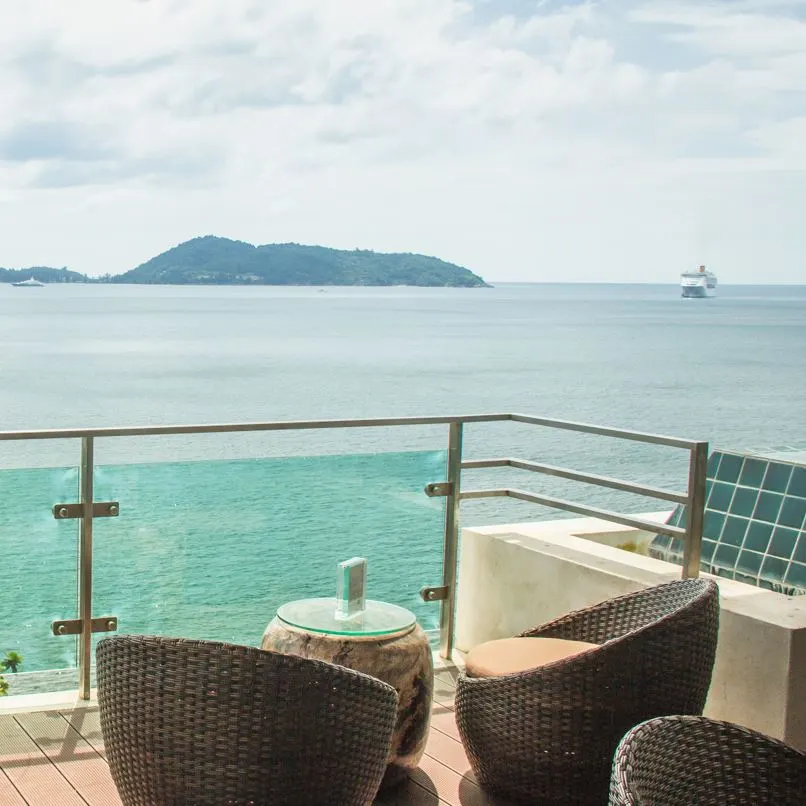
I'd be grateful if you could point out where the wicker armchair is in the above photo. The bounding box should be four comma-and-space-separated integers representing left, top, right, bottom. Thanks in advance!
610, 715, 806, 805
455, 578, 719, 805
96, 635, 398, 806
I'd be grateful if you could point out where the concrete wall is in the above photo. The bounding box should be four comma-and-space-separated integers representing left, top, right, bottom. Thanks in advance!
456, 514, 806, 751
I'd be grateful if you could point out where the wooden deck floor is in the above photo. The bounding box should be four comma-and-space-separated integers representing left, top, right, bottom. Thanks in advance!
0, 668, 513, 806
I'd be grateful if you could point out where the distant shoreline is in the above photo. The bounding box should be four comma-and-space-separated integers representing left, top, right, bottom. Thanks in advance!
1, 235, 491, 289
6, 280, 806, 288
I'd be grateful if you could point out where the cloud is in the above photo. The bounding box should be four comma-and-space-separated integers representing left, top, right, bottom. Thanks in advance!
0, 0, 804, 281
0, 120, 113, 162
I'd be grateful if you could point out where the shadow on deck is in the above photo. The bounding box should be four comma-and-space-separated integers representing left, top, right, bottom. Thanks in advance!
0, 667, 514, 806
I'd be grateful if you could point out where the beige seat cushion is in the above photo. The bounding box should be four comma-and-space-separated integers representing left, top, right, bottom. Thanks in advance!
465, 636, 599, 678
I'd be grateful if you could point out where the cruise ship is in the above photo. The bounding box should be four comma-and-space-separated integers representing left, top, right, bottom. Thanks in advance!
680, 265, 717, 298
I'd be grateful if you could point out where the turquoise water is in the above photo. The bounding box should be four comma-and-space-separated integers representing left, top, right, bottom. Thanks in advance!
0, 282, 804, 679
3, 451, 445, 673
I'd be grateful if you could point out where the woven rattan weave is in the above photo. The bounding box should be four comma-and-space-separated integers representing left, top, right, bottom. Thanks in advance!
97, 635, 398, 806
455, 578, 719, 804
610, 715, 806, 805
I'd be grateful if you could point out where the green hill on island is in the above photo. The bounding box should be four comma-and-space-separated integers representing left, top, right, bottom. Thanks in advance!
2, 237, 489, 287
111, 236, 489, 287
0, 266, 88, 284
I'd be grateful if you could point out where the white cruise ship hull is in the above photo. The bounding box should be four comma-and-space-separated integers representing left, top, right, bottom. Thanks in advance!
681, 283, 715, 298
680, 270, 717, 298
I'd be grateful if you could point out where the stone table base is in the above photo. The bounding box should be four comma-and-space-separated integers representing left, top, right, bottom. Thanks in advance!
262, 618, 433, 789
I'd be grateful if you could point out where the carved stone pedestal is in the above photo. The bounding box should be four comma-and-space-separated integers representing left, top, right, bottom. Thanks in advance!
262, 618, 434, 789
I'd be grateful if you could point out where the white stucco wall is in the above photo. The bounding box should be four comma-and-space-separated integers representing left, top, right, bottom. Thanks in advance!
456, 515, 806, 751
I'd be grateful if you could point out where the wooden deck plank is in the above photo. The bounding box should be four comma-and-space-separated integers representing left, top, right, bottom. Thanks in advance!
415, 754, 517, 806
0, 714, 88, 806
425, 727, 475, 782
434, 668, 459, 688
429, 704, 462, 742
0, 767, 27, 806
410, 755, 493, 806
1, 693, 499, 806
13, 711, 122, 806
59, 709, 106, 759
374, 777, 447, 805
432, 673, 457, 710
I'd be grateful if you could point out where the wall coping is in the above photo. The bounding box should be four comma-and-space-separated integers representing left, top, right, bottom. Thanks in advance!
463, 514, 806, 631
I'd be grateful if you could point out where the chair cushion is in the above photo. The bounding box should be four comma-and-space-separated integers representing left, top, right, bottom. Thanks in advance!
465, 636, 599, 678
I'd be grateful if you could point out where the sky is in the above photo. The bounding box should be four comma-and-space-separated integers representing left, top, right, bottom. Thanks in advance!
0, 0, 805, 283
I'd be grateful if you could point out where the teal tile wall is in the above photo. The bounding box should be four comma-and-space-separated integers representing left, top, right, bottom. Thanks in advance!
650, 450, 806, 595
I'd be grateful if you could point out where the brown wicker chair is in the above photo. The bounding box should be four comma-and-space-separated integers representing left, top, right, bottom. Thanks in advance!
610, 715, 806, 805
96, 635, 398, 806
455, 578, 719, 805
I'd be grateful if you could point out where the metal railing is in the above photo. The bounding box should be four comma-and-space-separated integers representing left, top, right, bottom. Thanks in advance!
0, 412, 708, 699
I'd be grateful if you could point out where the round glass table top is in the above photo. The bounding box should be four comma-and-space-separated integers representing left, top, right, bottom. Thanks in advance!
276, 597, 416, 636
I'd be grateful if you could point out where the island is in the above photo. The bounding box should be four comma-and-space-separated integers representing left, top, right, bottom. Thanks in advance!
0, 266, 87, 284
2, 236, 490, 288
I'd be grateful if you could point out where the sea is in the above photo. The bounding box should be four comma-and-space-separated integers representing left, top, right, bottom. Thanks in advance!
1, 282, 804, 685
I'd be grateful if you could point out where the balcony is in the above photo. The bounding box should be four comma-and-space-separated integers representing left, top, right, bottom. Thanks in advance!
1, 412, 804, 803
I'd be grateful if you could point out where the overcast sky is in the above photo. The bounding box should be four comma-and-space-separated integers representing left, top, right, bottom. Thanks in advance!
1, 0, 804, 283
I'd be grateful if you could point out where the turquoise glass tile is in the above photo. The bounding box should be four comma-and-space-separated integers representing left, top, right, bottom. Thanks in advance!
653, 535, 671, 550
730, 487, 759, 518
721, 516, 749, 547
744, 520, 773, 553
714, 543, 739, 569
703, 510, 725, 539
736, 550, 763, 575
769, 526, 799, 559
788, 466, 806, 498
700, 539, 717, 563
734, 572, 758, 586
754, 492, 784, 523
779, 497, 806, 530
763, 463, 792, 494
739, 458, 767, 488
709, 482, 734, 513
760, 555, 789, 583
656, 450, 805, 589
716, 453, 742, 483
786, 562, 806, 589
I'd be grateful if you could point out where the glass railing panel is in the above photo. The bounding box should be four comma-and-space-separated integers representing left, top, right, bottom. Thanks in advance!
92, 450, 446, 659
0, 464, 79, 697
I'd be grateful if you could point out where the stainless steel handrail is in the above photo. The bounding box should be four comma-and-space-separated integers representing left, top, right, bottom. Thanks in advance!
0, 411, 704, 446
459, 489, 687, 538
462, 457, 689, 504
0, 413, 507, 441
509, 413, 699, 449
1, 412, 707, 698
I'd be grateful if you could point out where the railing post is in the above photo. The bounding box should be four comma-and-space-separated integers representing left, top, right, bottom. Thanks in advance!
439, 422, 463, 660
682, 441, 708, 579
78, 436, 94, 699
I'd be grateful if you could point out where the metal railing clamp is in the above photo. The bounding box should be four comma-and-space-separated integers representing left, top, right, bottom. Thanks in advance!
53, 502, 120, 519
424, 482, 453, 497
52, 616, 118, 636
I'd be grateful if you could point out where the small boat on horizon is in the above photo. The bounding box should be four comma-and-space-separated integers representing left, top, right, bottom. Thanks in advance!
10, 277, 45, 287
680, 265, 717, 298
